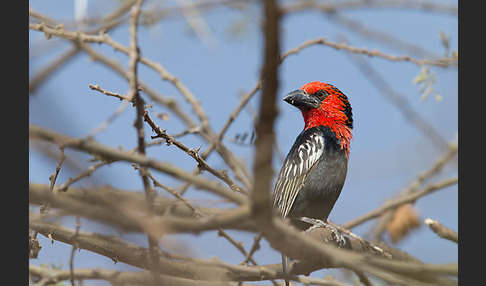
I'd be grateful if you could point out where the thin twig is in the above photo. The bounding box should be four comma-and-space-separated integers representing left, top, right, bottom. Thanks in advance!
144, 110, 247, 194
241, 232, 263, 265
69, 216, 81, 286
88, 83, 132, 101
281, 37, 456, 68
424, 218, 458, 243
48, 146, 66, 193
281, 1, 458, 16
145, 169, 206, 218
85, 84, 133, 139
343, 176, 458, 229
343, 144, 457, 230
39, 146, 66, 214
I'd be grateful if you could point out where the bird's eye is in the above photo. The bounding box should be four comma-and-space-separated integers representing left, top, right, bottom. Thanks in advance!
315, 90, 328, 98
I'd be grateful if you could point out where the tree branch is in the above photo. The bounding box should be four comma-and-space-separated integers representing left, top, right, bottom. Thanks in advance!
29, 17, 253, 190
29, 265, 234, 286
29, 124, 246, 205
251, 0, 280, 226
30, 182, 251, 235
143, 110, 246, 194
343, 176, 458, 229
280, 37, 456, 68
425, 218, 458, 243
30, 216, 456, 285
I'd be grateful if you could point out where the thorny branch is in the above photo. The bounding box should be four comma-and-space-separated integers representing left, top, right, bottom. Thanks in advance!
29, 124, 246, 205
143, 110, 246, 194
126, 1, 163, 283
29, 13, 253, 191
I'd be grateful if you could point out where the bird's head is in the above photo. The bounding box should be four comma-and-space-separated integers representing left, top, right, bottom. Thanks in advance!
284, 81, 353, 154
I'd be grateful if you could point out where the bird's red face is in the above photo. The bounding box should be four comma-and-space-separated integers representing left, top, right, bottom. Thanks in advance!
284, 81, 353, 155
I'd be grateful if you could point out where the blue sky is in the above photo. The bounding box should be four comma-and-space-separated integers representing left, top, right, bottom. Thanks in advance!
30, 0, 457, 284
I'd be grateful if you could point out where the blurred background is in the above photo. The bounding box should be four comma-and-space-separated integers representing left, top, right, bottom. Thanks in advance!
29, 0, 457, 284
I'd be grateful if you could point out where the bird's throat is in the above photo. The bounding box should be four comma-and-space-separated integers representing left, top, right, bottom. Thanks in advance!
302, 109, 352, 157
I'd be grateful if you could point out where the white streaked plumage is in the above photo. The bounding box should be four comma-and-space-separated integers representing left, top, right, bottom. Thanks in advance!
272, 132, 324, 218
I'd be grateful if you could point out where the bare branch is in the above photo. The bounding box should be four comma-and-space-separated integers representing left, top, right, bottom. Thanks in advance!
31, 214, 457, 285
281, 37, 456, 68
281, 1, 458, 16
143, 110, 247, 194
39, 146, 66, 215
425, 218, 458, 243
88, 83, 131, 101
29, 124, 246, 205
251, 0, 280, 225
344, 176, 457, 229
29, 265, 234, 286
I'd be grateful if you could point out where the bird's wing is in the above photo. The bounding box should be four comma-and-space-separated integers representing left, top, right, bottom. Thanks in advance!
272, 130, 324, 218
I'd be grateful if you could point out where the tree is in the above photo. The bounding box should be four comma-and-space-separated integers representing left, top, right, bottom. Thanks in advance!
29, 0, 458, 285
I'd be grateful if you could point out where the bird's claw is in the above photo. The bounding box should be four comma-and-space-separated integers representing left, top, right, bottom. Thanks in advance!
300, 217, 346, 247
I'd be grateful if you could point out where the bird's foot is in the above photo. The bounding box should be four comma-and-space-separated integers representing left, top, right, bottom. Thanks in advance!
299, 217, 346, 247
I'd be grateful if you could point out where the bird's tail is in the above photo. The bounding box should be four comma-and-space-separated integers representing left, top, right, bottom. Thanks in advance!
281, 253, 289, 286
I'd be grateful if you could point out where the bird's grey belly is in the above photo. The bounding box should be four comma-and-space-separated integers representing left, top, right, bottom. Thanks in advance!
287, 154, 347, 229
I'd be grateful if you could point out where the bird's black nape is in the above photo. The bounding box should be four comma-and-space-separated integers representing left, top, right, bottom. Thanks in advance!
336, 91, 353, 129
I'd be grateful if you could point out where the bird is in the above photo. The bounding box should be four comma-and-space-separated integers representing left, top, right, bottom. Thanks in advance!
272, 81, 353, 285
